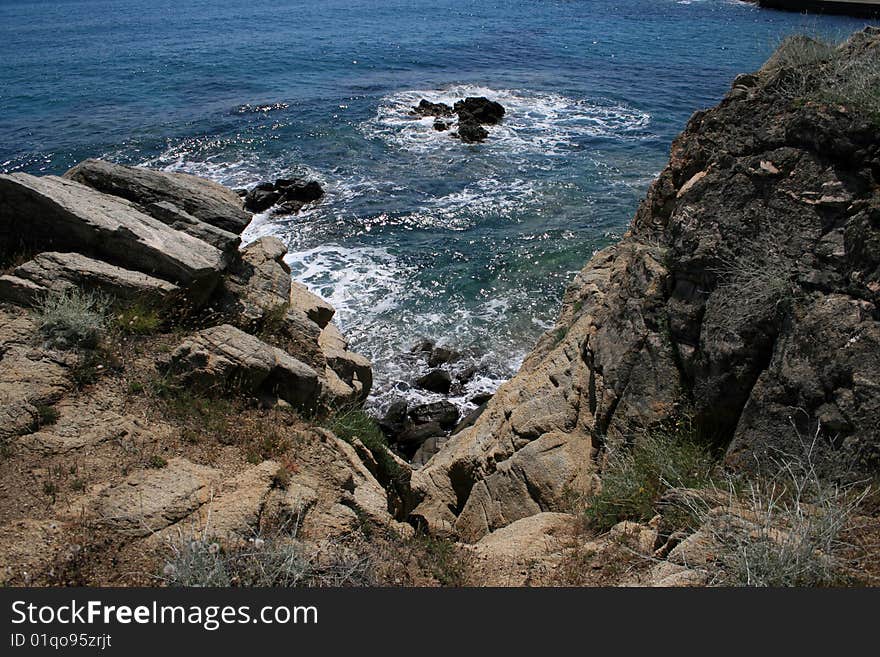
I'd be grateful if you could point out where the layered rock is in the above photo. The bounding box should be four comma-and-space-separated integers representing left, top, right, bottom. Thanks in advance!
64, 158, 250, 234
0, 251, 179, 307
0, 173, 224, 301
162, 324, 322, 412
410, 29, 880, 540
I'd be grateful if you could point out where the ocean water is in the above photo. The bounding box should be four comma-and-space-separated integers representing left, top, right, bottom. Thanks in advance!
0, 0, 872, 413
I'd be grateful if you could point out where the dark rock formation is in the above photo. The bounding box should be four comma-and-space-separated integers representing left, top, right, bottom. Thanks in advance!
454, 97, 505, 125
415, 369, 452, 394
411, 95, 505, 143
243, 178, 324, 214
412, 100, 454, 117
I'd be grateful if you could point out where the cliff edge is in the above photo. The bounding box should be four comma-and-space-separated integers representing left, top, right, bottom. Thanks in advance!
411, 29, 880, 546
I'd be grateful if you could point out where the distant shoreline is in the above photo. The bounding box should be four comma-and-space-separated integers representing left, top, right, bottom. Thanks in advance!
757, 0, 880, 18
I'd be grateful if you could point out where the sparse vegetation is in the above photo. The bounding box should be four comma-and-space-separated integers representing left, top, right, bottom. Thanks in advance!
34, 287, 109, 350
325, 406, 406, 485
695, 433, 870, 587
768, 34, 880, 122
35, 404, 59, 428
161, 524, 376, 587
112, 300, 162, 335
707, 235, 795, 339
585, 417, 718, 532
147, 455, 168, 469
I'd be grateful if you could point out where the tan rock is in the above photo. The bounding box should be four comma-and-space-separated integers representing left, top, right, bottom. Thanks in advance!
93, 458, 220, 538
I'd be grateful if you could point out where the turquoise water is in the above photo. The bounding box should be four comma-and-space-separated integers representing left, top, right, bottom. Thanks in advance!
0, 0, 872, 411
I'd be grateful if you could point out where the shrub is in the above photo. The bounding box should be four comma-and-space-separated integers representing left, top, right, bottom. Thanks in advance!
585, 417, 717, 532
161, 526, 375, 587
707, 236, 795, 339
35, 404, 59, 428
34, 287, 109, 350
324, 407, 406, 486
112, 300, 162, 336
698, 435, 869, 587
766, 33, 880, 121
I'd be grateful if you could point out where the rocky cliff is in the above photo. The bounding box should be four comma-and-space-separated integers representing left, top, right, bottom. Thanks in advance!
410, 28, 880, 546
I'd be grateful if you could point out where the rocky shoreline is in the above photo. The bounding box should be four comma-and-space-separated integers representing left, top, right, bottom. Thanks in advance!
1, 29, 879, 587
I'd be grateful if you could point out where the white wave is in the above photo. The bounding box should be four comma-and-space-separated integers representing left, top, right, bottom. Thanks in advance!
382, 177, 541, 231
361, 84, 651, 156
283, 244, 412, 330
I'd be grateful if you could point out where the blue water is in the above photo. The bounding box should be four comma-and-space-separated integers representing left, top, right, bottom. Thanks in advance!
0, 0, 872, 411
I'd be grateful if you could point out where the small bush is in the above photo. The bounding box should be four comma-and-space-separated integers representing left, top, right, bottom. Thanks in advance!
585, 417, 717, 532
704, 438, 868, 587
147, 455, 168, 469
161, 527, 375, 587
112, 300, 162, 336
34, 287, 109, 350
35, 404, 59, 428
325, 407, 406, 485
707, 236, 795, 339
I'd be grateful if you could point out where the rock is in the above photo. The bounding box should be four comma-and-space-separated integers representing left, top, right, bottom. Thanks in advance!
218, 236, 292, 329
144, 201, 240, 256
379, 400, 409, 437
93, 458, 220, 537
469, 392, 494, 406
411, 338, 435, 353
64, 159, 250, 234
290, 281, 335, 328
411, 435, 450, 467
243, 178, 324, 214
433, 120, 451, 131
397, 421, 445, 448
427, 345, 460, 367
456, 121, 489, 144
162, 324, 321, 412
415, 369, 452, 394
408, 400, 460, 430
412, 100, 454, 117
0, 252, 179, 308
453, 97, 505, 125
319, 323, 373, 400
454, 432, 594, 542
465, 512, 577, 586
0, 173, 224, 302
452, 401, 488, 435
0, 310, 72, 441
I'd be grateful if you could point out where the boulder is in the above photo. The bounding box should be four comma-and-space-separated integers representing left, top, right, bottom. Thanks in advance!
290, 281, 335, 328
0, 173, 224, 302
415, 369, 452, 394
64, 159, 250, 234
219, 236, 292, 328
409, 400, 459, 430
243, 178, 324, 214
144, 201, 240, 256
456, 121, 489, 144
0, 252, 178, 308
318, 323, 372, 400
92, 458, 220, 537
427, 345, 460, 367
453, 97, 506, 125
162, 324, 321, 412
454, 432, 594, 542
411, 100, 454, 117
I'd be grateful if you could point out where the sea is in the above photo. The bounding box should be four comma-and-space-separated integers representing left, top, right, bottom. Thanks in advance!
0, 0, 873, 414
